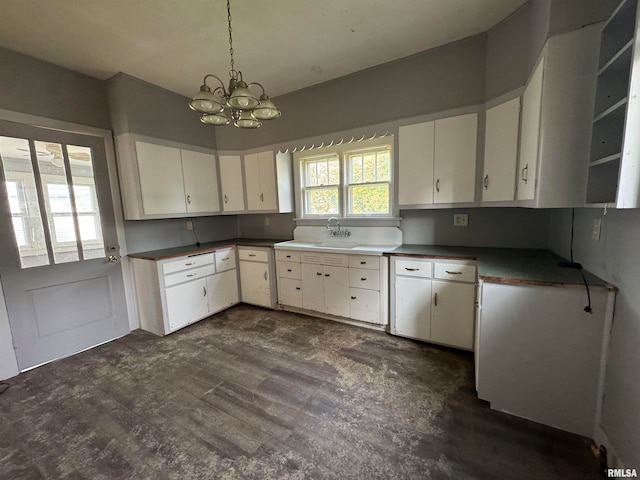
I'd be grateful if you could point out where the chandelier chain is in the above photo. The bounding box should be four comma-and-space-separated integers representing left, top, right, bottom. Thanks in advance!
227, 0, 237, 78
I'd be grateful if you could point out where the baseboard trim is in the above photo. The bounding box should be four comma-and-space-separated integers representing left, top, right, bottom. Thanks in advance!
594, 423, 625, 469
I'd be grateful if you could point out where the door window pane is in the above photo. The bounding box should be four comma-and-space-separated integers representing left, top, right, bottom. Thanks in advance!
0, 136, 49, 268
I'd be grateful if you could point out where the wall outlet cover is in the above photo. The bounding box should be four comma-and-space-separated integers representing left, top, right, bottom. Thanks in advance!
264, 217, 270, 226
186, 220, 193, 231
592, 218, 601, 241
454, 214, 469, 227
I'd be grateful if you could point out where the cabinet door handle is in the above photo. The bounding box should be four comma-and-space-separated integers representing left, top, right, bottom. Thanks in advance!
187, 273, 197, 277
224, 194, 228, 204
222, 257, 229, 261
185, 262, 195, 266
203, 286, 207, 296
445, 270, 462, 275
434, 292, 438, 306
260, 193, 264, 202
264, 271, 268, 280
483, 174, 489, 190
360, 277, 367, 281
360, 261, 366, 265
325, 273, 330, 277
287, 269, 292, 272
351, 296, 357, 300
316, 272, 322, 276
296, 287, 301, 290
405, 267, 419, 271
521, 164, 528, 183
436, 178, 440, 193
187, 194, 191, 204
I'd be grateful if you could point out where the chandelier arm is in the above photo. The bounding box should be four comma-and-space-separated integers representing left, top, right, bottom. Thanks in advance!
247, 82, 266, 95
203, 74, 228, 95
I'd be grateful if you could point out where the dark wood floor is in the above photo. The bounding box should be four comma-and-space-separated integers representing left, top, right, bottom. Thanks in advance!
1, 305, 601, 479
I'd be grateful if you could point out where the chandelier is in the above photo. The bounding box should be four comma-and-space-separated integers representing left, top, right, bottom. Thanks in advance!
188, 0, 281, 129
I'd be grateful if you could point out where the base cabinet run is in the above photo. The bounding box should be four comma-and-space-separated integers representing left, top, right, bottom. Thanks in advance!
276, 249, 388, 326
131, 247, 239, 336
390, 256, 476, 350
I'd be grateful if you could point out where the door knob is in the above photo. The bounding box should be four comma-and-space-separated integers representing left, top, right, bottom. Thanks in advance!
108, 255, 118, 263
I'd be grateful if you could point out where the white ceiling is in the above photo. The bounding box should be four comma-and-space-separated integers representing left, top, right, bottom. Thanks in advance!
0, 0, 526, 99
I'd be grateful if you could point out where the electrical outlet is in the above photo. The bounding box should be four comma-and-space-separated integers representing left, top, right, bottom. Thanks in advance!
264, 217, 270, 226
454, 213, 468, 227
186, 220, 193, 231
592, 218, 601, 241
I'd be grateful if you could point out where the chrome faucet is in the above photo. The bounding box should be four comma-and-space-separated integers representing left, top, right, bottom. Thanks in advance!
326, 217, 350, 237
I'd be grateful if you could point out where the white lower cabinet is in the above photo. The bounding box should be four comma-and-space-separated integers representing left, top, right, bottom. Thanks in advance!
277, 249, 387, 326
131, 247, 239, 336
238, 247, 277, 308
391, 256, 476, 350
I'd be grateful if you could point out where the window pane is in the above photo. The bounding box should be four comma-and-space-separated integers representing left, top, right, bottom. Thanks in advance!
349, 184, 390, 215
377, 152, 390, 181
68, 145, 105, 259
317, 161, 328, 185
363, 153, 376, 183
304, 155, 339, 187
0, 136, 49, 268
36, 141, 79, 264
350, 156, 363, 183
328, 159, 340, 185
306, 187, 339, 215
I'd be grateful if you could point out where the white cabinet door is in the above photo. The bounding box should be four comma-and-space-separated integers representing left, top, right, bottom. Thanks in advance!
219, 155, 245, 212
398, 121, 435, 205
434, 113, 478, 204
136, 141, 186, 215
207, 269, 238, 313
349, 288, 380, 324
301, 263, 325, 313
165, 279, 208, 332
323, 266, 350, 318
394, 276, 432, 340
239, 260, 271, 307
431, 281, 475, 349
517, 58, 544, 201
244, 153, 262, 211
278, 278, 303, 308
258, 151, 277, 210
181, 150, 220, 213
483, 97, 520, 202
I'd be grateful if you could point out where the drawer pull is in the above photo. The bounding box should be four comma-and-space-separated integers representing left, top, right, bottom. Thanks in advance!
360, 277, 367, 281
360, 261, 366, 265
222, 257, 229, 261
405, 267, 419, 271
445, 270, 462, 275
286, 255, 292, 258
296, 287, 301, 290
325, 273, 330, 277
187, 273, 197, 277
249, 254, 257, 257
287, 269, 292, 272
434, 292, 438, 306
185, 262, 195, 266
351, 296, 357, 300
316, 272, 322, 276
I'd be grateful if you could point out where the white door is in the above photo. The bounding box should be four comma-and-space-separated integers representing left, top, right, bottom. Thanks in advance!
0, 120, 130, 370
323, 265, 350, 318
301, 263, 325, 312
257, 151, 277, 210
394, 276, 432, 340
434, 113, 478, 204
398, 121, 434, 205
431, 281, 475, 349
219, 155, 245, 212
181, 150, 220, 214
483, 97, 520, 202
136, 141, 186, 215
517, 58, 544, 201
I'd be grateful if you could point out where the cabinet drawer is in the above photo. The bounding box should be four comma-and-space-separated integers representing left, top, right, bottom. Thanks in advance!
348, 255, 379, 270
433, 263, 476, 283
349, 288, 381, 324
394, 258, 432, 278
349, 268, 380, 290
162, 253, 214, 275
164, 264, 215, 287
277, 250, 300, 263
238, 248, 269, 262
215, 249, 236, 272
279, 261, 301, 279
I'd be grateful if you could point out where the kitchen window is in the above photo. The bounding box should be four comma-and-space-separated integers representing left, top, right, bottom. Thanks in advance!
298, 137, 393, 218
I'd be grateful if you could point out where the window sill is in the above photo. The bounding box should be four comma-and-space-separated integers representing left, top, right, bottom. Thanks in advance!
294, 217, 402, 227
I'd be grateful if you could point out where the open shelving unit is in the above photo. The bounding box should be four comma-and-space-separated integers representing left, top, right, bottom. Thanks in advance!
587, 0, 640, 206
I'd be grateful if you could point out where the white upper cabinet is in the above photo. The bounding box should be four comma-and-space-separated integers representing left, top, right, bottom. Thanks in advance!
398, 112, 478, 206
181, 150, 220, 214
517, 59, 544, 201
433, 113, 478, 204
115, 134, 221, 220
244, 150, 293, 213
483, 97, 521, 202
398, 121, 434, 206
136, 141, 186, 216
219, 154, 246, 212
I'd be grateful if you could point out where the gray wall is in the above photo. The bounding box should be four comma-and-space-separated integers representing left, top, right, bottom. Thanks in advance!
215, 35, 487, 151
237, 213, 295, 240
401, 208, 550, 248
548, 209, 640, 466
0, 46, 111, 129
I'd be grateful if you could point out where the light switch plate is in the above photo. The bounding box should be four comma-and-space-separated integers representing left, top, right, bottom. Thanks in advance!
454, 214, 468, 227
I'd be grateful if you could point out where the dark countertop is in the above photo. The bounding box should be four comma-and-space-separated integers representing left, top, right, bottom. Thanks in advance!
129, 240, 614, 290
128, 238, 283, 261
388, 245, 614, 290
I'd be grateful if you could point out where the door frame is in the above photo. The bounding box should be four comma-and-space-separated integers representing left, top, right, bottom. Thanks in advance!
0, 108, 137, 379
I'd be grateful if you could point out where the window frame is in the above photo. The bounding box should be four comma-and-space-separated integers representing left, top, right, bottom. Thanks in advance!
295, 136, 394, 220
